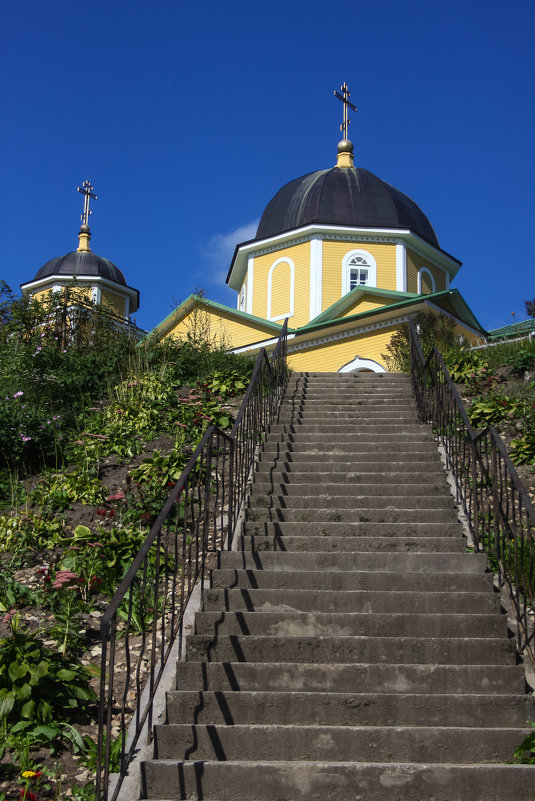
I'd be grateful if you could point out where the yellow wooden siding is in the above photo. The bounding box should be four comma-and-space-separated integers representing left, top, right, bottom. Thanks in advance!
269, 261, 292, 319
162, 306, 279, 349
288, 325, 399, 373
251, 242, 310, 327
406, 249, 446, 293
341, 296, 390, 318
321, 241, 397, 311
101, 289, 125, 317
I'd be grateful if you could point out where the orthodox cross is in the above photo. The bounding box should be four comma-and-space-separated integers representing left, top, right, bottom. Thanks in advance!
334, 82, 357, 140
77, 180, 98, 226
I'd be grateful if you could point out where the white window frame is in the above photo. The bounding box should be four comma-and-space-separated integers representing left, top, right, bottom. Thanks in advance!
342, 249, 377, 296
418, 267, 436, 294
267, 257, 295, 322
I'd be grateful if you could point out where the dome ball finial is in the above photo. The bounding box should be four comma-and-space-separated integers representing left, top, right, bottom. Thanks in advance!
337, 139, 354, 154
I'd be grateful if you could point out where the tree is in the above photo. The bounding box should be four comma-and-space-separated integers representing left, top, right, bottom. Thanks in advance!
525, 299, 535, 319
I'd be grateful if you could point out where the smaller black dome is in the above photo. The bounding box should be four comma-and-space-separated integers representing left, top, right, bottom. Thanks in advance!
33, 250, 127, 285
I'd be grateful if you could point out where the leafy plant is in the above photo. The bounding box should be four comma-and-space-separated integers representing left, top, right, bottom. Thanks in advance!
32, 471, 107, 511
513, 721, 535, 763
81, 731, 122, 772
445, 349, 490, 384
510, 431, 535, 465
0, 615, 96, 750
467, 395, 527, 428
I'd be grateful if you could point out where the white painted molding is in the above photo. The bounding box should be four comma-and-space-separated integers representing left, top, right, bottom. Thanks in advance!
339, 355, 386, 373
418, 267, 436, 294
396, 241, 407, 292
246, 257, 254, 315
309, 238, 323, 321
342, 249, 377, 296
267, 257, 295, 322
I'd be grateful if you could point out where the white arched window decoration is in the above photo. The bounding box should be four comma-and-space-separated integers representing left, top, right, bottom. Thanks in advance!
339, 354, 386, 373
342, 250, 377, 296
238, 284, 246, 312
418, 267, 436, 294
267, 257, 295, 322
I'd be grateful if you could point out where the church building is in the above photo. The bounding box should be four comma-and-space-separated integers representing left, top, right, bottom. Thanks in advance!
21, 181, 140, 321
151, 85, 486, 372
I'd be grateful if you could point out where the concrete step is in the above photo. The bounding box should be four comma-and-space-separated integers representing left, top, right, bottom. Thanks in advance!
201, 588, 501, 615
239, 535, 465, 553
264, 434, 438, 447
260, 445, 443, 460
193, 610, 505, 639
175, 661, 524, 695
270, 423, 429, 435
210, 568, 493, 592
251, 481, 450, 496
219, 551, 481, 573
247, 494, 455, 510
241, 521, 464, 538
244, 507, 459, 523
254, 465, 447, 482
166, 690, 534, 727
185, 634, 515, 665
153, 722, 529, 763
141, 760, 535, 800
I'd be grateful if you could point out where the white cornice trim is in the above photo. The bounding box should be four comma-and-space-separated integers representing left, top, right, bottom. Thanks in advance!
21, 274, 138, 304
228, 223, 460, 291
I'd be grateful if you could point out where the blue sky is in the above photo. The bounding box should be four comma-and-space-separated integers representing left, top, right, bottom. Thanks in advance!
1, 0, 533, 333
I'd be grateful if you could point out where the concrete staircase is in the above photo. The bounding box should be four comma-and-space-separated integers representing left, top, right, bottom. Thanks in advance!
141, 372, 535, 800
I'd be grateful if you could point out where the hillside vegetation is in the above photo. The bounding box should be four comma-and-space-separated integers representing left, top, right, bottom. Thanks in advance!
0, 284, 254, 799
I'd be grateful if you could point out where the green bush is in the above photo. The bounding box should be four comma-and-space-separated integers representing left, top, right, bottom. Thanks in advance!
0, 615, 96, 748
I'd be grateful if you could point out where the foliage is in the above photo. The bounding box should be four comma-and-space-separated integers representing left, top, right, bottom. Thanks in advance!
202, 368, 248, 399
0, 512, 63, 558
445, 349, 490, 384
32, 471, 107, 511
382, 311, 457, 372
0, 284, 136, 474
467, 395, 528, 429
513, 721, 535, 763
0, 574, 43, 615
506, 347, 535, 376
81, 731, 122, 772
510, 431, 535, 465
0, 615, 96, 749
526, 299, 535, 319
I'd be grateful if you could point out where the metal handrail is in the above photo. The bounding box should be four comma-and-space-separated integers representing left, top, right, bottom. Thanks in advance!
410, 320, 535, 663
95, 319, 288, 800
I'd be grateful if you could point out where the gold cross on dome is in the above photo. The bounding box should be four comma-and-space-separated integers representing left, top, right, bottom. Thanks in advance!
77, 180, 98, 226
334, 82, 357, 140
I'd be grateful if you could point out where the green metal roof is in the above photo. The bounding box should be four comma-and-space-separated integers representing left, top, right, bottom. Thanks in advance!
148, 294, 296, 339
487, 318, 535, 341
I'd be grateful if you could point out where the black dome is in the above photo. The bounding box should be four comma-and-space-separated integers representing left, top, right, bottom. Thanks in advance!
33, 250, 127, 285
256, 166, 439, 247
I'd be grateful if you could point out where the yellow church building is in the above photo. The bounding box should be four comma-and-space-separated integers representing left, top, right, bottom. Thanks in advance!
151, 88, 485, 372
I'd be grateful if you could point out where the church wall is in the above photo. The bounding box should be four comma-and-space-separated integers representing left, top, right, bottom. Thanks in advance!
341, 296, 391, 318
251, 242, 310, 327
321, 241, 397, 310
406, 249, 447, 294
101, 289, 126, 317
287, 325, 398, 373
161, 306, 279, 350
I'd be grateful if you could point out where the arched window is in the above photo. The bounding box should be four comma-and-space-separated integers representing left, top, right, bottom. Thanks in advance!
342, 250, 377, 295
418, 267, 436, 294
267, 257, 294, 321
238, 284, 246, 312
